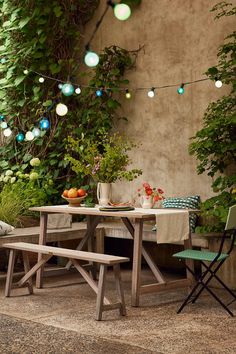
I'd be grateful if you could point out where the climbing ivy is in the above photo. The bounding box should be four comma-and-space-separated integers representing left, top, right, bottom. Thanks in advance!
189, 2, 236, 231
0, 0, 137, 203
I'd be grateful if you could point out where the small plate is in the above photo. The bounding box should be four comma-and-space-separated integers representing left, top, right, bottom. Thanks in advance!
61, 194, 87, 207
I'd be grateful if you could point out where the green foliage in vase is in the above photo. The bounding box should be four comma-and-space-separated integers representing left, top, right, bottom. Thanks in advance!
189, 1, 236, 231
65, 131, 142, 183
0, 0, 136, 203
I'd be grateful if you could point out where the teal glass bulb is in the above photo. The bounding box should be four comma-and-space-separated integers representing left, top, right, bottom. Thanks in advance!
61, 83, 74, 96
16, 133, 25, 142
40, 118, 50, 130
177, 86, 185, 95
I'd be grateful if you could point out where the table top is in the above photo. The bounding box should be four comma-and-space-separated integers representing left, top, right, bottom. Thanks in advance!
30, 205, 191, 220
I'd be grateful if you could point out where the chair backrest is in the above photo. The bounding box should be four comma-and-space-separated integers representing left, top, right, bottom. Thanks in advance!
225, 205, 236, 231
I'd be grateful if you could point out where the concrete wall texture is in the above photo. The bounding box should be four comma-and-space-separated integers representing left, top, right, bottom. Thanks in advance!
84, 0, 236, 204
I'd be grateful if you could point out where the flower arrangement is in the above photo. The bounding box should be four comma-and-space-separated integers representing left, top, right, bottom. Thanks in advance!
65, 131, 142, 183
137, 182, 165, 204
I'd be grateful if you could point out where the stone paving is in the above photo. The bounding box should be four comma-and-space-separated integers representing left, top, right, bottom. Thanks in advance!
0, 269, 235, 354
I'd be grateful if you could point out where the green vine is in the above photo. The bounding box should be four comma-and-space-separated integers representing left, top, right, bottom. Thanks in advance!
0, 0, 136, 204
189, 2, 236, 231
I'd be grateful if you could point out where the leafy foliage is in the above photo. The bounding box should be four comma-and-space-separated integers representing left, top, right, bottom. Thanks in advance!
0, 0, 136, 204
189, 2, 236, 231
65, 131, 142, 183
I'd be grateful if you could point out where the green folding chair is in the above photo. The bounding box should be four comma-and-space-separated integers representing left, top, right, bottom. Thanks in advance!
173, 205, 236, 316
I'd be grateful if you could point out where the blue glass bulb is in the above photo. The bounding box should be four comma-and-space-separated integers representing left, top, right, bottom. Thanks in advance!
39, 118, 50, 130
16, 132, 25, 142
0, 115, 5, 121
61, 83, 74, 96
96, 89, 102, 97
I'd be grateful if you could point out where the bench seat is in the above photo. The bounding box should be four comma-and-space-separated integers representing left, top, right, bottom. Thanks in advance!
3, 242, 129, 321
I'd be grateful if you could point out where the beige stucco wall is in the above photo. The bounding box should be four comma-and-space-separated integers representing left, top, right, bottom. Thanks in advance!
84, 0, 236, 203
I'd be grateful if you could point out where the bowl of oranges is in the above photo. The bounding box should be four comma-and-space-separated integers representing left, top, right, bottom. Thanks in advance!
62, 188, 87, 207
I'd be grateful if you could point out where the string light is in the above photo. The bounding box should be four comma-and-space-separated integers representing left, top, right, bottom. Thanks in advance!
56, 103, 68, 116
23, 69, 29, 75
25, 131, 34, 141
125, 89, 131, 99
177, 83, 185, 95
0, 58, 7, 64
0, 115, 5, 121
16, 132, 25, 142
39, 77, 45, 83
114, 3, 131, 21
147, 88, 155, 98
96, 89, 103, 97
75, 87, 81, 94
32, 127, 41, 137
3, 128, 12, 137
84, 50, 99, 68
0, 122, 7, 129
58, 83, 63, 89
215, 79, 223, 88
39, 118, 50, 130
61, 83, 74, 96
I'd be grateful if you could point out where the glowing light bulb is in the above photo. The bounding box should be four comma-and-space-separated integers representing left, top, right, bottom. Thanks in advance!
58, 83, 63, 89
96, 89, 103, 97
75, 87, 81, 94
3, 128, 12, 137
56, 103, 68, 116
84, 51, 99, 67
114, 3, 131, 21
23, 69, 29, 75
148, 88, 155, 98
25, 131, 34, 141
177, 84, 185, 95
0, 121, 7, 129
32, 127, 41, 137
215, 79, 223, 88
16, 132, 25, 142
0, 58, 7, 64
39, 118, 50, 130
61, 83, 74, 96
39, 77, 45, 83
125, 89, 131, 99
0, 115, 5, 121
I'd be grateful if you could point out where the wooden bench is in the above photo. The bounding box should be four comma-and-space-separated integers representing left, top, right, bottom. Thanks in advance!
3, 242, 129, 321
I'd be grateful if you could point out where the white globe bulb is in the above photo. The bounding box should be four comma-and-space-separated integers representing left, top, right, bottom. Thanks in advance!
56, 103, 68, 116
114, 4, 131, 21
148, 90, 155, 98
215, 80, 223, 88
32, 127, 41, 137
39, 77, 45, 83
75, 87, 81, 94
3, 128, 12, 137
25, 131, 34, 141
84, 51, 99, 67
0, 122, 7, 129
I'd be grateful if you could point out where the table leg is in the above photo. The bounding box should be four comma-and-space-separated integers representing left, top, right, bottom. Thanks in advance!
36, 212, 48, 288
87, 215, 97, 279
131, 218, 143, 307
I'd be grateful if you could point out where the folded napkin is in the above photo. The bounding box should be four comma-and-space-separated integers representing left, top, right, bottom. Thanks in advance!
156, 209, 190, 244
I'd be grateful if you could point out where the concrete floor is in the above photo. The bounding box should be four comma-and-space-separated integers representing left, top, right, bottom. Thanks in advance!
0, 268, 235, 354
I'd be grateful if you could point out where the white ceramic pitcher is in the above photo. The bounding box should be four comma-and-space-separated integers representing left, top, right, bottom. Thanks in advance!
97, 182, 112, 206
140, 195, 154, 209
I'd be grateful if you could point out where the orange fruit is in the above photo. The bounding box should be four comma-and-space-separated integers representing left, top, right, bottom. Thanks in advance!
77, 188, 86, 197
62, 189, 69, 198
67, 188, 78, 198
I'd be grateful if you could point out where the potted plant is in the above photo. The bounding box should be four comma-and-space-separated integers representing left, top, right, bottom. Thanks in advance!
65, 131, 142, 205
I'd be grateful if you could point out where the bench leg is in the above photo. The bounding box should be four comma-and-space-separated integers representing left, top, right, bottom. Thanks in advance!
5, 250, 16, 297
96, 264, 107, 321
22, 251, 34, 294
113, 264, 126, 316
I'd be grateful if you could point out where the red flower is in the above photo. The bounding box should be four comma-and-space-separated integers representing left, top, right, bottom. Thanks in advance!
143, 182, 150, 189
157, 188, 164, 194
145, 188, 153, 196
